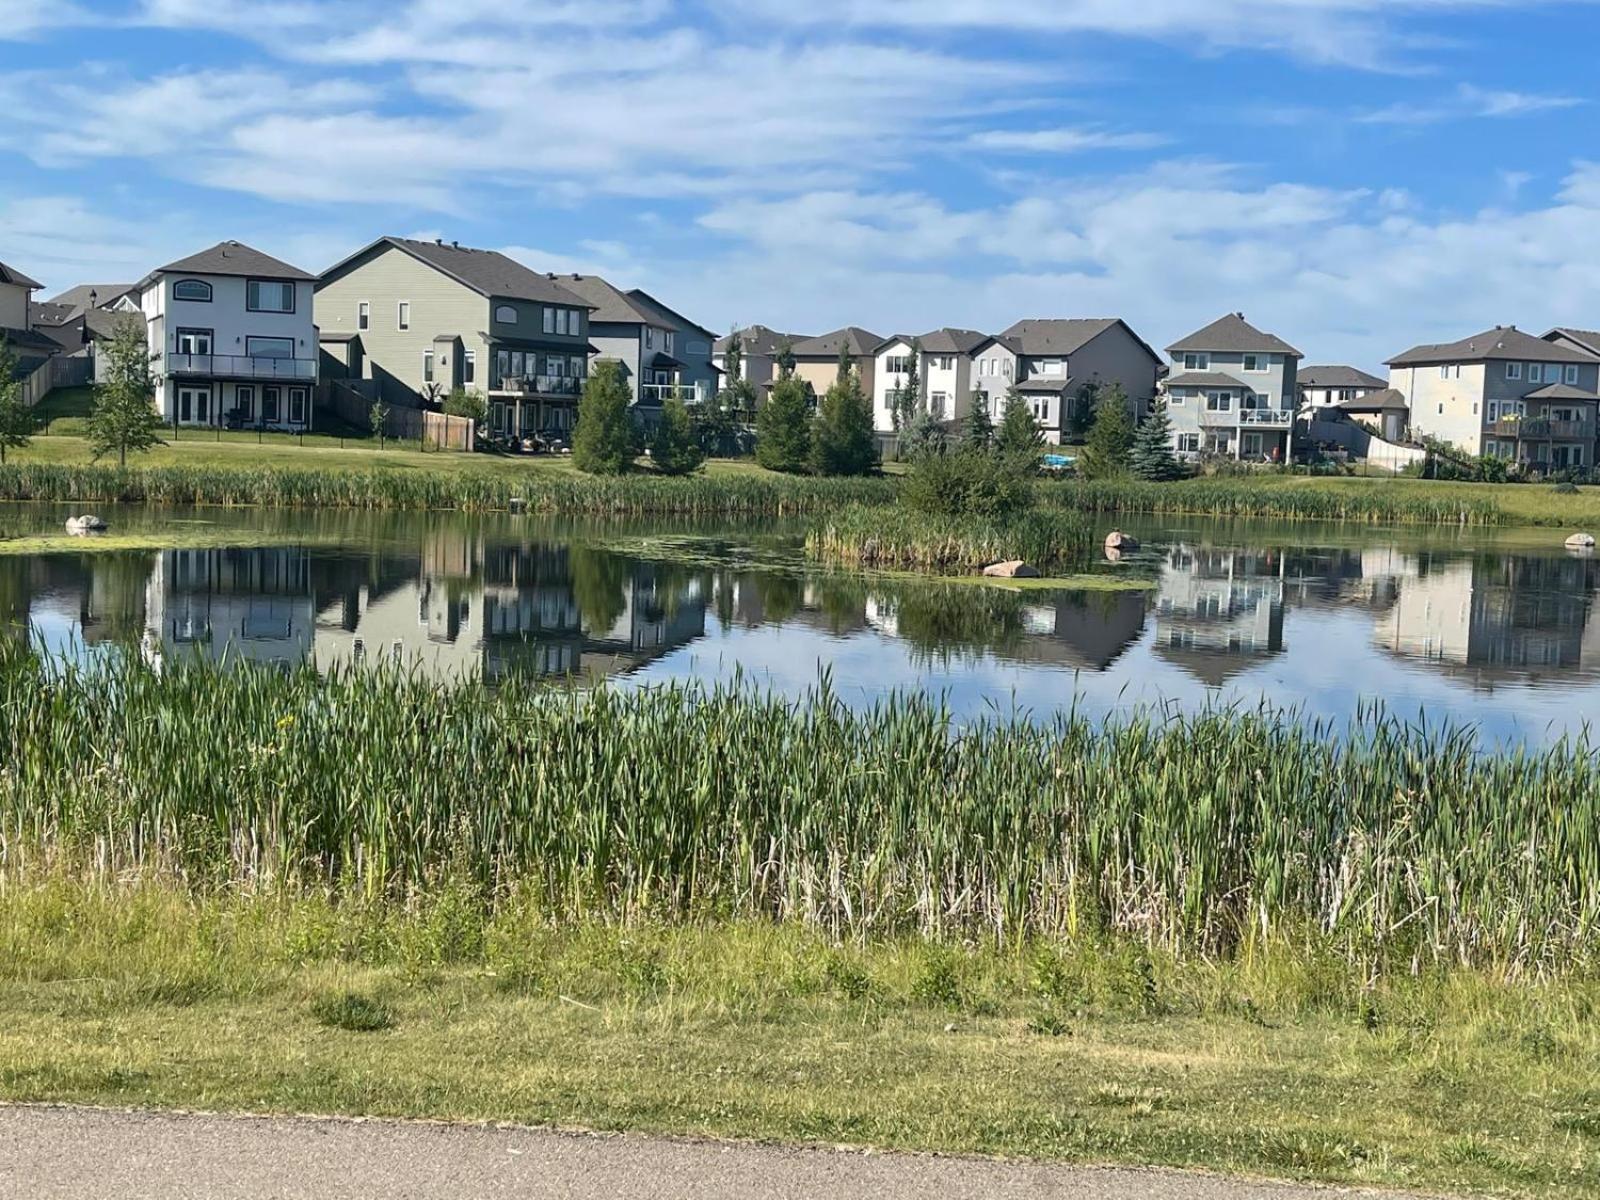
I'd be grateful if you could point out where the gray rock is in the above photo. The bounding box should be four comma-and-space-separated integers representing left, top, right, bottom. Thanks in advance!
65, 515, 108, 536
1103, 531, 1139, 552
1567, 532, 1596, 550
982, 560, 1040, 578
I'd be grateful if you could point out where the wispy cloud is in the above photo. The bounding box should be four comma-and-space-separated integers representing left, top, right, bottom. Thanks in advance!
1359, 82, 1584, 125
967, 127, 1169, 154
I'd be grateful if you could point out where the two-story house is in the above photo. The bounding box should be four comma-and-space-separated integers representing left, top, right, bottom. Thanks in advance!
558, 275, 719, 414
712, 325, 802, 402
787, 328, 882, 399
992, 318, 1162, 444
133, 242, 319, 430
1297, 365, 1387, 413
1388, 325, 1600, 471
0, 259, 62, 389
1161, 313, 1303, 462
871, 328, 988, 431
316, 237, 595, 441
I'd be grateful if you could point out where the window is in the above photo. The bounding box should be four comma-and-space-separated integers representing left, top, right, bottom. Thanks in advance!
570, 355, 585, 377
1169, 393, 1185, 406
1242, 353, 1269, 372
665, 331, 674, 354
1566, 364, 1580, 385
397, 302, 411, 331
543, 308, 555, 334
246, 336, 293, 358
175, 328, 212, 355
1488, 400, 1499, 422
1528, 364, 1542, 383
423, 349, 434, 383
172, 279, 212, 302
645, 327, 655, 349
1506, 361, 1521, 380
1177, 433, 1200, 453
246, 280, 294, 313
235, 386, 254, 421
884, 355, 908, 374
463, 350, 476, 385
1440, 365, 1450, 379
1037, 358, 1063, 376
263, 386, 281, 423
1206, 392, 1232, 412
1183, 352, 1209, 371
288, 388, 307, 425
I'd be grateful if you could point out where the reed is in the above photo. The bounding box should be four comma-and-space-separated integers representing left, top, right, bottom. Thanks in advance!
0, 463, 895, 516
1, 643, 1595, 974
1040, 478, 1505, 524
806, 504, 1096, 572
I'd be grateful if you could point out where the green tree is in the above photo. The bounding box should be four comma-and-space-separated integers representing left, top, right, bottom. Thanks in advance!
573, 360, 635, 474
650, 393, 706, 476
369, 399, 390, 448
756, 372, 812, 472
1130, 397, 1184, 481
899, 408, 945, 460
88, 316, 165, 467
1080, 383, 1135, 479
897, 339, 922, 432
776, 337, 797, 380
443, 388, 487, 424
1067, 381, 1100, 443
810, 346, 878, 476
0, 337, 37, 464
962, 390, 994, 450
995, 386, 1043, 458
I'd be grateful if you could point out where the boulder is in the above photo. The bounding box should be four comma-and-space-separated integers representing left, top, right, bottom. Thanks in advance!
982, 560, 1040, 579
65, 515, 108, 536
1567, 532, 1596, 550
1104, 531, 1139, 553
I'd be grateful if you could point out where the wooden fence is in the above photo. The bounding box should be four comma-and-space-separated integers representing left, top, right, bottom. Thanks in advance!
319, 380, 476, 452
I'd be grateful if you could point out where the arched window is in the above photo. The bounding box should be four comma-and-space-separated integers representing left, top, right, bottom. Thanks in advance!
172, 279, 212, 302
495, 305, 518, 324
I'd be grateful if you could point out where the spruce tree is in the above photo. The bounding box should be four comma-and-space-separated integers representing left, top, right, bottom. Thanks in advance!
897, 339, 922, 431
88, 316, 165, 467
962, 389, 994, 450
1080, 383, 1135, 479
811, 345, 878, 476
899, 408, 944, 460
756, 372, 812, 473
1067, 381, 1100, 443
995, 386, 1043, 458
573, 360, 635, 474
1130, 397, 1184, 481
0, 337, 36, 465
651, 393, 706, 475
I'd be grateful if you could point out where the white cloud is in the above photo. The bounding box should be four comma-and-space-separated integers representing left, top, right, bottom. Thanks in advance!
1359, 82, 1584, 124
967, 127, 1169, 153
0, 0, 90, 39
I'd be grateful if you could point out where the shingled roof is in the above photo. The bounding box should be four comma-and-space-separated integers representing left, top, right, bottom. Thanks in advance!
154, 241, 315, 282
1167, 313, 1302, 358
790, 327, 883, 358
43, 283, 136, 314
714, 325, 803, 356
1299, 365, 1386, 390
1546, 327, 1600, 357
1387, 325, 1599, 367
318, 237, 592, 307
0, 261, 42, 290
890, 327, 990, 355
998, 317, 1161, 364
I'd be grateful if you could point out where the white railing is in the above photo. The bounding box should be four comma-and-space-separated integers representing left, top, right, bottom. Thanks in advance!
167, 353, 317, 380
639, 381, 711, 405
1237, 409, 1294, 426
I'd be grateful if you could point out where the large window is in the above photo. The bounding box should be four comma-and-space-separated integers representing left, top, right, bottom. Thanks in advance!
246, 280, 295, 313
246, 336, 293, 358
1506, 361, 1522, 380
175, 328, 213, 355
263, 387, 281, 423
495, 305, 518, 324
1036, 358, 1063, 376
172, 279, 212, 302
1206, 392, 1232, 412
884, 355, 909, 374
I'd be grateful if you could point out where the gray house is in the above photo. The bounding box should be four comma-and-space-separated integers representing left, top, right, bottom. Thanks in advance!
315, 236, 595, 440
1161, 313, 1303, 462
558, 275, 719, 415
712, 325, 803, 401
991, 318, 1162, 444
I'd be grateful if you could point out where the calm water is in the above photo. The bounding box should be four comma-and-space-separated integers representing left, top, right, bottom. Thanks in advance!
3, 503, 1599, 744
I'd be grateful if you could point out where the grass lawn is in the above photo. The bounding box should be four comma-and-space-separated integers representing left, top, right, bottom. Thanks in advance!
0, 897, 1594, 1199
1208, 471, 1600, 528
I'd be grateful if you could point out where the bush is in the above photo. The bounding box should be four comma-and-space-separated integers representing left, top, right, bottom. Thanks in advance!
650, 396, 706, 476
443, 389, 487, 424
573, 362, 635, 475
901, 448, 1035, 520
310, 990, 393, 1032
756, 374, 812, 473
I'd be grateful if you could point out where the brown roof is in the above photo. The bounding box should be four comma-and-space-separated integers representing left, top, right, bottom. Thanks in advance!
1167, 313, 1302, 358
0, 261, 42, 290
1298, 365, 1386, 389
1337, 388, 1409, 414
883, 327, 989, 355
714, 325, 802, 356
999, 318, 1161, 364
1387, 325, 1599, 367
790, 326, 883, 358
1523, 382, 1600, 402
155, 241, 315, 282
1163, 370, 1252, 390
1546, 327, 1600, 357
318, 237, 592, 307
43, 283, 135, 313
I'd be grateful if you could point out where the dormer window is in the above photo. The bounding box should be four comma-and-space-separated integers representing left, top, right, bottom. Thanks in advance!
495, 304, 518, 324
172, 279, 212, 302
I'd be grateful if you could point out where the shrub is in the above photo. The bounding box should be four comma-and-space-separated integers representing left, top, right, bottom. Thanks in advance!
443, 389, 487, 424
650, 395, 706, 476
573, 361, 635, 475
756, 374, 812, 473
901, 447, 1034, 520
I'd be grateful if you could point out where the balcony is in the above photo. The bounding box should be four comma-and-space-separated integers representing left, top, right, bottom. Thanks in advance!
166, 353, 316, 381
1238, 408, 1294, 427
1487, 417, 1593, 440
494, 375, 582, 398
639, 381, 711, 405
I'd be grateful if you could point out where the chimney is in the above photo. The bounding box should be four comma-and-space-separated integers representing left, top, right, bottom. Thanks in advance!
452, 240, 460, 249
435, 238, 443, 246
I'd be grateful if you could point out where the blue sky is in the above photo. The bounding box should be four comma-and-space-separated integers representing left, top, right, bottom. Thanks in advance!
2, 0, 1598, 367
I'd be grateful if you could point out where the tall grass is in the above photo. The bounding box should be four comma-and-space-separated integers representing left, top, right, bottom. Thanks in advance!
1040, 478, 1505, 525
0, 463, 894, 516
807, 503, 1095, 572
1, 642, 1595, 973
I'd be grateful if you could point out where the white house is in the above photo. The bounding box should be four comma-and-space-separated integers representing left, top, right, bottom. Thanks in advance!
136, 241, 319, 430
1297, 365, 1387, 413
871, 328, 988, 432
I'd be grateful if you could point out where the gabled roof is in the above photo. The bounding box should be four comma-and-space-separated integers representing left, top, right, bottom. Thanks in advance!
29, 301, 76, 327
44, 283, 135, 314
998, 318, 1162, 365
1015, 376, 1076, 394
714, 324, 802, 356
790, 326, 883, 359
1338, 388, 1409, 414
153, 241, 315, 282
1523, 382, 1600, 402
1545, 327, 1600, 357
317, 236, 592, 308
1167, 313, 1302, 358
625, 288, 717, 341
556, 274, 658, 326
1387, 325, 1599, 367
0, 261, 42, 290
879, 327, 989, 355
1164, 370, 1252, 390
1298, 365, 1387, 390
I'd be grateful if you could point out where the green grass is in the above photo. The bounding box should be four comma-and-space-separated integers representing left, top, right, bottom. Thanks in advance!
0, 884, 1595, 1197
807, 503, 1097, 572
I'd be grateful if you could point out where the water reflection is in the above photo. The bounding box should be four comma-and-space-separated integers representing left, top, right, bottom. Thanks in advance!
4, 518, 1599, 740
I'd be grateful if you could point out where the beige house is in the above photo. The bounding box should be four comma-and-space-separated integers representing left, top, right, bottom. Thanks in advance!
786, 327, 882, 399
316, 237, 595, 440
1387, 325, 1600, 471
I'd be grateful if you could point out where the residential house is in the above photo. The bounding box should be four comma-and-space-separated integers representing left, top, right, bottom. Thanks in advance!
41, 283, 139, 317
1297, 365, 1387, 412
712, 325, 802, 401
316, 236, 595, 441
31, 284, 142, 382
133, 241, 319, 430
557, 274, 719, 413
0, 258, 41, 332
1387, 325, 1600, 471
870, 328, 988, 431
992, 318, 1162, 444
1161, 313, 1303, 462
787, 327, 882, 399
0, 259, 65, 395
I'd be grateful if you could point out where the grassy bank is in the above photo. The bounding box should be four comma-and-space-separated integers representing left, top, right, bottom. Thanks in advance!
805, 503, 1096, 573
4, 645, 1597, 968
1041, 476, 1510, 525
0, 884, 1596, 1197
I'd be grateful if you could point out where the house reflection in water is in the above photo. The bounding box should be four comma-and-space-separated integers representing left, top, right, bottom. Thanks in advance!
143, 548, 315, 669
1151, 545, 1286, 685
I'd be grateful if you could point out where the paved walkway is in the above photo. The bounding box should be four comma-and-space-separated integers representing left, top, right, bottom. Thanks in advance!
0, 1104, 1431, 1199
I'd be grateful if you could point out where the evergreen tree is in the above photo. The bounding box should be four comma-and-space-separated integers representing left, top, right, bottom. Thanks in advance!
898, 408, 944, 460
756, 372, 812, 473
995, 386, 1043, 458
0, 337, 36, 465
776, 337, 797, 380
1068, 381, 1100, 443
573, 360, 635, 474
1130, 397, 1184, 481
1080, 383, 1135, 479
962, 389, 994, 450
897, 338, 922, 431
88, 316, 165, 467
811, 346, 878, 476
651, 393, 706, 475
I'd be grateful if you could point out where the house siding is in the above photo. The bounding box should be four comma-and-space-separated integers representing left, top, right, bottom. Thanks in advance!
0, 281, 29, 329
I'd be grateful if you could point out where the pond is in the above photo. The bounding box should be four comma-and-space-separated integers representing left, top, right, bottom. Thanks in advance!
3, 502, 1598, 745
